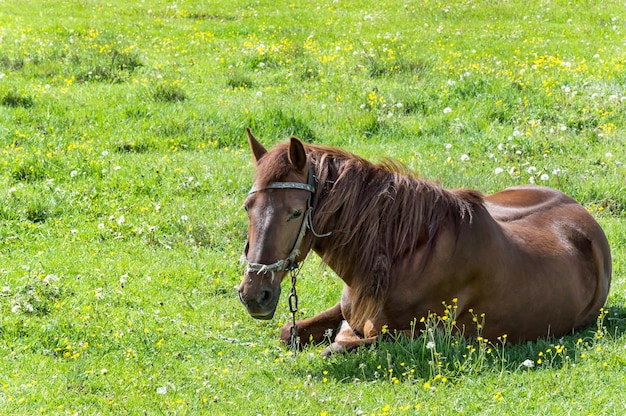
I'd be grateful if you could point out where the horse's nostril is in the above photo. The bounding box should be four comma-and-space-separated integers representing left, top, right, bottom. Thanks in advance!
258, 289, 273, 306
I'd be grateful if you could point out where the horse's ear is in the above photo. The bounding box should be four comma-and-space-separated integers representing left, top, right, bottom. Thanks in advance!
246, 128, 267, 164
288, 137, 307, 172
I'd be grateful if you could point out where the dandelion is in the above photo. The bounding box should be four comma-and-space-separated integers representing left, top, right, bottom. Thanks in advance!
521, 359, 534, 368
156, 386, 167, 395
460, 154, 469, 162
443, 107, 452, 114
540, 173, 549, 181
494, 167, 504, 174
426, 341, 436, 350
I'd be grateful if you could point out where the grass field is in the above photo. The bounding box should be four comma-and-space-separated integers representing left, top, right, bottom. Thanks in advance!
0, 0, 625, 414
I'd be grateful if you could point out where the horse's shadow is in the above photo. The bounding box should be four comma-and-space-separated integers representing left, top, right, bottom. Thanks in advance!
294, 304, 626, 382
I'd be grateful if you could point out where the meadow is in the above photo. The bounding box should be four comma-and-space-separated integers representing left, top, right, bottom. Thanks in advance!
0, 0, 625, 414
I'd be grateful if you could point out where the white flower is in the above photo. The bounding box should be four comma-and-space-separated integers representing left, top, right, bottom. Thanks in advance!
156, 386, 167, 395
70, 170, 78, 178
540, 174, 549, 181
426, 341, 436, 350
527, 166, 537, 174
43, 274, 59, 284
460, 154, 469, 162
494, 167, 504, 175
521, 359, 535, 368
443, 107, 452, 114
445, 143, 452, 149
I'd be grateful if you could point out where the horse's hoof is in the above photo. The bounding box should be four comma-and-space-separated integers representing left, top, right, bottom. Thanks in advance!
321, 342, 345, 357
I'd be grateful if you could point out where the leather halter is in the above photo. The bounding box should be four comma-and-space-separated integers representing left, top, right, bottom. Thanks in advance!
242, 165, 330, 278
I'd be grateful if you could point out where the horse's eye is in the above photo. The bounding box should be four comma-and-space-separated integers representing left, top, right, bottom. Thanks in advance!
289, 210, 303, 221
243, 204, 250, 213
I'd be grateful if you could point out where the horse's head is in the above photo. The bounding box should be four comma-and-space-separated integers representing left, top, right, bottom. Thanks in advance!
238, 129, 314, 320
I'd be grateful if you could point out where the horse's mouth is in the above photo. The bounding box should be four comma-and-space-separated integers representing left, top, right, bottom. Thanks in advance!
250, 310, 276, 320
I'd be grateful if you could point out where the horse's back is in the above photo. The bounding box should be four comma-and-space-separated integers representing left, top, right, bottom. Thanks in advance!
485, 185, 579, 222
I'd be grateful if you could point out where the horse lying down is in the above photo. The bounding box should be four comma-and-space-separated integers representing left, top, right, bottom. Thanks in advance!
238, 129, 612, 356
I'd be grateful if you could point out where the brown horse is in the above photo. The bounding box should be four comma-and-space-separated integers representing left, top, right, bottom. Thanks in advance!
238, 129, 612, 355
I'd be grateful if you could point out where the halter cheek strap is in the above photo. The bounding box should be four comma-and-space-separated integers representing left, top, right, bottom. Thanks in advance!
242, 165, 331, 277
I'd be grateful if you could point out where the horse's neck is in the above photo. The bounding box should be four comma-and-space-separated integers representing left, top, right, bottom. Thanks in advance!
309, 155, 477, 286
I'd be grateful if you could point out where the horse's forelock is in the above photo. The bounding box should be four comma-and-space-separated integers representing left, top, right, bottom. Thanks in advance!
254, 143, 293, 187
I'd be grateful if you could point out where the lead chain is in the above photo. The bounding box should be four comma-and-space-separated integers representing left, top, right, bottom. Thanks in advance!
288, 267, 300, 354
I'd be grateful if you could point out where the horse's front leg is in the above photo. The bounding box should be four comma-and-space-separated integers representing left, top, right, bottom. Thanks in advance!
280, 302, 343, 347
321, 320, 379, 357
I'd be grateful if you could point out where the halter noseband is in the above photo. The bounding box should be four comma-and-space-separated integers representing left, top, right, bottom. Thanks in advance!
242, 165, 331, 278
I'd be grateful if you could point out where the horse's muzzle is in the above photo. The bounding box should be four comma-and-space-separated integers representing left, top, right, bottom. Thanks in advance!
237, 276, 281, 320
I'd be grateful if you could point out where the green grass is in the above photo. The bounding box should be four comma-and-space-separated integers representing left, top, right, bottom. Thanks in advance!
0, 0, 625, 414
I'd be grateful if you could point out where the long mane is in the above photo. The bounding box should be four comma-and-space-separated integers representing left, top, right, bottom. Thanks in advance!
255, 141, 483, 330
